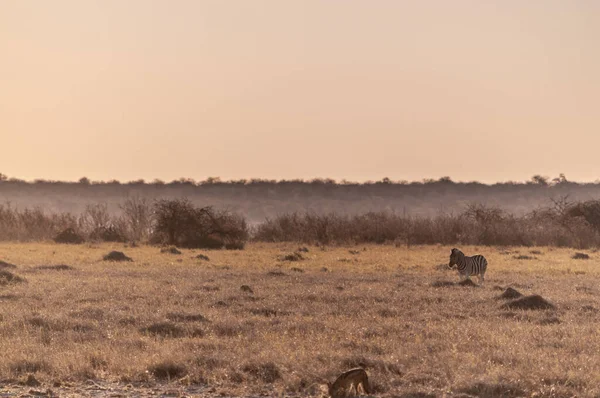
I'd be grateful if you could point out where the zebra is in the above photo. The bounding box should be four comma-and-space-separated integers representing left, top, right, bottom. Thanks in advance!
448, 248, 488, 285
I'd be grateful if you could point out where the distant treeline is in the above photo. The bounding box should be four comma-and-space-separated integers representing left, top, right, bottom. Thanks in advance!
0, 172, 584, 186
3, 196, 600, 249
2, 173, 600, 223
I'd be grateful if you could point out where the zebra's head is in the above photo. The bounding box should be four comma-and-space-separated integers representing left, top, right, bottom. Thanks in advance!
449, 248, 461, 268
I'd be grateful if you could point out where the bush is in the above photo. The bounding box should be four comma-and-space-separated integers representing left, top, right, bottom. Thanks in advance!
151, 199, 248, 249
120, 196, 152, 242
89, 225, 126, 242
253, 205, 600, 248
54, 228, 85, 244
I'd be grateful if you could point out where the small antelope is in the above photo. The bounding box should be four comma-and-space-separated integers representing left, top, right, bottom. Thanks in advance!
327, 368, 371, 398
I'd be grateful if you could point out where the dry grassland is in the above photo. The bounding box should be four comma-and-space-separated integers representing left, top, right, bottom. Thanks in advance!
1, 243, 600, 397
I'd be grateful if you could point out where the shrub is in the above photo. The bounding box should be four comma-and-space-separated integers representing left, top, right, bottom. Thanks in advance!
120, 196, 152, 242
151, 199, 248, 249
89, 225, 126, 242
253, 205, 600, 248
54, 228, 85, 244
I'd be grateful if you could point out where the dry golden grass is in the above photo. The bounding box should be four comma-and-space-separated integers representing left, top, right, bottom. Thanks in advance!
1, 243, 600, 396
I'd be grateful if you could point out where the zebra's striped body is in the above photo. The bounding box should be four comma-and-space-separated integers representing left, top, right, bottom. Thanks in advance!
448, 248, 487, 285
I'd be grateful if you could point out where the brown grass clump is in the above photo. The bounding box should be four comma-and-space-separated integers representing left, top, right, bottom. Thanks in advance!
195, 254, 210, 261
456, 382, 525, 397
280, 252, 304, 261
458, 278, 478, 287
497, 287, 523, 300
0, 260, 17, 269
102, 251, 132, 262
240, 285, 254, 293
572, 252, 590, 260
22, 374, 42, 387
431, 280, 455, 288
10, 360, 50, 374
166, 312, 208, 323
501, 295, 555, 310
514, 254, 537, 260
297, 247, 309, 253
160, 246, 182, 255
242, 362, 281, 383
0, 270, 25, 285
148, 361, 187, 380
35, 264, 74, 271
140, 322, 186, 338
266, 270, 286, 277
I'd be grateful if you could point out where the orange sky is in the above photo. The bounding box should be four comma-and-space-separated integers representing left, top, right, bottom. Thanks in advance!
1, 1, 599, 183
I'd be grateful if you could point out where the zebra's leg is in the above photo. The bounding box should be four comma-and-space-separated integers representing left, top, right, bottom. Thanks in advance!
479, 273, 485, 286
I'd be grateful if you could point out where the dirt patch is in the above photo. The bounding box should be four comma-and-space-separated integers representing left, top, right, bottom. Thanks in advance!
35, 264, 74, 271
572, 252, 590, 260
497, 287, 523, 300
267, 270, 286, 277
501, 295, 555, 311
102, 251, 133, 262
160, 246, 182, 255
0, 270, 25, 285
0, 260, 17, 269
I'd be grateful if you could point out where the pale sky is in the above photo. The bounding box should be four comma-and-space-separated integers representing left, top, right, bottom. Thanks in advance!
1, 1, 599, 183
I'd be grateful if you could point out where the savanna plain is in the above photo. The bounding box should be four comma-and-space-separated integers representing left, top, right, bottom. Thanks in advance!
0, 243, 599, 397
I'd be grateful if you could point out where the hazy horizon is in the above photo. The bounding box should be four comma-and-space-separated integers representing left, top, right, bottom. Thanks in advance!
2, 1, 599, 184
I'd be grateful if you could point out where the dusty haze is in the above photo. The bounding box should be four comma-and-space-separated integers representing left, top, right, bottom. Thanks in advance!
1, 1, 599, 183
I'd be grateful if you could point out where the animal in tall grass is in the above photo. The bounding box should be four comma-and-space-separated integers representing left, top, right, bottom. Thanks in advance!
448, 248, 488, 285
327, 367, 371, 397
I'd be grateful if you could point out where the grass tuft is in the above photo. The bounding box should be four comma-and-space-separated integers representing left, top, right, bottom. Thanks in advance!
148, 361, 187, 380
